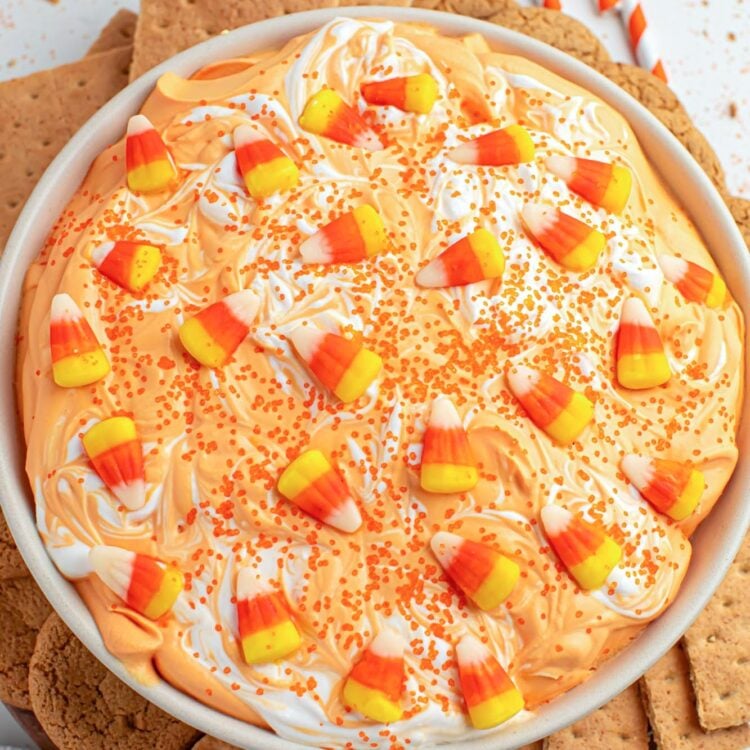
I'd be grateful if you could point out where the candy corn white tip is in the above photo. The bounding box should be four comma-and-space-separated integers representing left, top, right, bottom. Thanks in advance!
507, 365, 539, 397
522, 203, 556, 234
540, 504, 572, 535
233, 124, 264, 147
369, 630, 406, 657
429, 395, 462, 429
447, 142, 479, 165
415, 262, 448, 288
327, 498, 363, 533
621, 296, 653, 326
289, 326, 325, 362
621, 454, 654, 487
237, 568, 273, 600
456, 633, 489, 664
354, 130, 385, 152
657, 254, 688, 283
430, 531, 463, 568
113, 480, 146, 511
546, 154, 576, 181
51, 293, 83, 322
223, 290, 260, 328
127, 114, 155, 137
91, 241, 115, 267
299, 234, 332, 264
89, 545, 132, 599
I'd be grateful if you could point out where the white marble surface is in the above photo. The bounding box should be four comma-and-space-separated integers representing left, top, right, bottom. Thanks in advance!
0, 0, 747, 745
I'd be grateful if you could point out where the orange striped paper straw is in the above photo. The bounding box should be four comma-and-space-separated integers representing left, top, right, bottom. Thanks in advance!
537, 0, 562, 8
618, 0, 668, 82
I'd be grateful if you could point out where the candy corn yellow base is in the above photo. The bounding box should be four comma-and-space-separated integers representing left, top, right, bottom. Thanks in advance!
505, 124, 536, 163
617, 352, 671, 390
144, 568, 185, 619
569, 537, 622, 590
466, 687, 524, 730
600, 166, 633, 214
545, 392, 594, 445
404, 73, 439, 114
352, 205, 388, 258
333, 348, 383, 402
52, 351, 110, 388
706, 276, 728, 309
420, 463, 478, 493
471, 555, 520, 610
669, 469, 705, 521
561, 231, 606, 272
178, 317, 229, 368
469, 228, 506, 278
243, 157, 300, 200
278, 449, 329, 498
298, 89, 341, 135
82, 416, 137, 456
127, 159, 176, 193
342, 678, 403, 724
241, 620, 302, 664
129, 245, 162, 292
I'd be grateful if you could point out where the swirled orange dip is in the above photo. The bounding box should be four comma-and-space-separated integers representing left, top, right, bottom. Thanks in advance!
18, 18, 743, 749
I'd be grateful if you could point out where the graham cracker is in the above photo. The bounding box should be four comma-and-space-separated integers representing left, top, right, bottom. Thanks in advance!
542, 684, 648, 750
86, 9, 138, 55
682, 536, 750, 730
640, 644, 750, 750
0, 45, 132, 252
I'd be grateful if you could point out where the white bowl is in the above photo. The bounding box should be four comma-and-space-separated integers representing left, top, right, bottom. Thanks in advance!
1, 7, 748, 749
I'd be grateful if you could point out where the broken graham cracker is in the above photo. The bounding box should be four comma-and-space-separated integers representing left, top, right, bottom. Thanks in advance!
682, 535, 750, 731
543, 684, 648, 750
86, 9, 138, 55
640, 644, 750, 750
0, 45, 132, 252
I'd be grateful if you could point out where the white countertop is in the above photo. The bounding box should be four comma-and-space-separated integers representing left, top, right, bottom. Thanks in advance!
0, 0, 747, 746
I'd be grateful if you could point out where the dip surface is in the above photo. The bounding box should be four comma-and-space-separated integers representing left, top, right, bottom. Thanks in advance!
18, 17, 743, 749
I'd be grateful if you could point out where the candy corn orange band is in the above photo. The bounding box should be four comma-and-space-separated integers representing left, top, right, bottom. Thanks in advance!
616, 297, 671, 389
546, 155, 632, 214
126, 115, 176, 193
659, 255, 728, 309
234, 125, 299, 200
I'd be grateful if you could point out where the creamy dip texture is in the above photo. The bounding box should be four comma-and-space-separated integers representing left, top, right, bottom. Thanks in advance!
18, 17, 744, 749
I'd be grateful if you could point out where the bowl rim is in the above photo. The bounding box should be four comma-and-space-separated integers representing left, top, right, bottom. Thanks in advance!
1, 7, 748, 750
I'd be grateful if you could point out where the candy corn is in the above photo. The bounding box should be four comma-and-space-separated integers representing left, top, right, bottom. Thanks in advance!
546, 155, 632, 214
420, 396, 478, 493
619, 0, 668, 82
448, 125, 535, 167
361, 73, 439, 114
233, 125, 299, 200
431, 532, 519, 610
289, 327, 382, 403
616, 297, 671, 390
415, 229, 505, 288
125, 114, 176, 193
299, 205, 388, 264
507, 365, 594, 446
621, 455, 705, 521
50, 293, 110, 388
91, 240, 161, 293
343, 631, 406, 723
89, 545, 183, 619
236, 569, 301, 664
299, 89, 383, 151
540, 505, 622, 590
456, 635, 524, 730
599, 0, 620, 10
537, 0, 562, 9
522, 204, 606, 272
277, 449, 362, 533
178, 290, 259, 368
658, 255, 728, 309
82, 417, 145, 511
